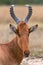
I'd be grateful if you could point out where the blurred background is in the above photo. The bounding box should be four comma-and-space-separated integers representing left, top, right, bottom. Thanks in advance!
0, 0, 43, 5
0, 0, 43, 58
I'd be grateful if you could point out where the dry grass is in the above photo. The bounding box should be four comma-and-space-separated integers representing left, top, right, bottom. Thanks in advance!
0, 5, 43, 57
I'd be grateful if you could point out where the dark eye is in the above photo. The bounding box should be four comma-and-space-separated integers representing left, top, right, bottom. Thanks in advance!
28, 29, 30, 36
16, 29, 20, 36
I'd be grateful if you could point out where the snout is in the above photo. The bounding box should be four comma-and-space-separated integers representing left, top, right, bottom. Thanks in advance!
24, 51, 30, 57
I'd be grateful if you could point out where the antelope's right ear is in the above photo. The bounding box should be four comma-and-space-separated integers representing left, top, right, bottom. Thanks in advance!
9, 24, 17, 33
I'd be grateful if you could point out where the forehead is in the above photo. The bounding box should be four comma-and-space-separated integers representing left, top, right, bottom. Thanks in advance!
17, 22, 28, 29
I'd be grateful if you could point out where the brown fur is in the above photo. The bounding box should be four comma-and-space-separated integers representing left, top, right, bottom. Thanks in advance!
0, 21, 30, 65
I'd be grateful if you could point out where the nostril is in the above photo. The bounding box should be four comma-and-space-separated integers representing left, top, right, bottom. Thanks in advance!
24, 51, 30, 57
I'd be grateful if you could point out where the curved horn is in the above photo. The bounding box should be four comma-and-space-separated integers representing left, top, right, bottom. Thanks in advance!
10, 5, 21, 24
24, 5, 32, 23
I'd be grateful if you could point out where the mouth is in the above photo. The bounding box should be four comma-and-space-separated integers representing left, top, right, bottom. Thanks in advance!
24, 53, 29, 58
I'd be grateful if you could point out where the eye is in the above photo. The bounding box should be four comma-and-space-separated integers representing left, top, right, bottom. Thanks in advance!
28, 29, 30, 36
16, 29, 20, 37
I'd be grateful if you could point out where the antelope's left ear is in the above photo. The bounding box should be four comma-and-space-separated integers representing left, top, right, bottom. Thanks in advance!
9, 24, 17, 33
29, 24, 38, 33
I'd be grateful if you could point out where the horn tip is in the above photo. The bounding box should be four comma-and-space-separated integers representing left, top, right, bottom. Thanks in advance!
10, 5, 14, 8
25, 4, 30, 7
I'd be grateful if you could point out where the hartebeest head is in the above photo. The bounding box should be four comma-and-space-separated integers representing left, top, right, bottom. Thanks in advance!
9, 5, 38, 57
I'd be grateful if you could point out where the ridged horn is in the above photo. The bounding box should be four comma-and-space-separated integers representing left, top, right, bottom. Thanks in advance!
24, 5, 32, 23
10, 5, 21, 24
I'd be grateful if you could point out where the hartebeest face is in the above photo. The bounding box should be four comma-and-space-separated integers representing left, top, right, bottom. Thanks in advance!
10, 21, 30, 57
10, 5, 38, 57
17, 21, 30, 57
10, 21, 38, 57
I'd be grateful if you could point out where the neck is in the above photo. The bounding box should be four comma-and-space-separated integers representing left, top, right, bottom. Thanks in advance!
9, 36, 23, 64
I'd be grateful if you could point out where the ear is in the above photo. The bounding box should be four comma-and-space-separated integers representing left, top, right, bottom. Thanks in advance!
9, 24, 17, 33
29, 24, 38, 33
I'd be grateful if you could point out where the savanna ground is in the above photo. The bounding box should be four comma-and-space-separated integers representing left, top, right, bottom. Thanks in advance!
0, 5, 43, 65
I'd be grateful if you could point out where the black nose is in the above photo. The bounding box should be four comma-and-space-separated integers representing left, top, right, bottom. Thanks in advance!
24, 51, 30, 57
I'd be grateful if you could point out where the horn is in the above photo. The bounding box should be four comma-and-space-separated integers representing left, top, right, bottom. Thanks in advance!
10, 5, 21, 24
24, 5, 32, 23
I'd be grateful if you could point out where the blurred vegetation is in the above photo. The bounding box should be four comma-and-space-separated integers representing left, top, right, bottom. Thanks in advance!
0, 0, 43, 5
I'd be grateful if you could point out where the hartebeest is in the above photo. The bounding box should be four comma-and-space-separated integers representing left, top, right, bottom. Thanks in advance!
0, 5, 38, 65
